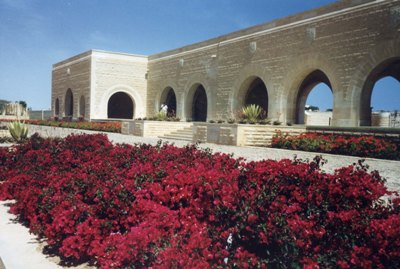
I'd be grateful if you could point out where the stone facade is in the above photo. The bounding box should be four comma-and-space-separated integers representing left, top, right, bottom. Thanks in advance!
52, 50, 148, 120
0, 103, 29, 120
52, 0, 400, 127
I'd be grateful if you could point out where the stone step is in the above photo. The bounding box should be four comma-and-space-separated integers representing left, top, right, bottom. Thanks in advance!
159, 126, 193, 142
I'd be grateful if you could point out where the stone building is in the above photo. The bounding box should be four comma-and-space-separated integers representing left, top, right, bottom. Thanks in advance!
52, 0, 400, 127
0, 103, 29, 120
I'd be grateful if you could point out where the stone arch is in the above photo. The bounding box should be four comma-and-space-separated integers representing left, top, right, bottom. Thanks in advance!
182, 74, 213, 121
349, 38, 400, 126
284, 54, 339, 124
107, 92, 135, 119
79, 95, 86, 118
185, 83, 208, 121
237, 76, 269, 118
54, 98, 60, 117
99, 85, 145, 119
359, 57, 400, 126
294, 70, 333, 124
159, 87, 177, 117
64, 88, 73, 118
230, 63, 272, 118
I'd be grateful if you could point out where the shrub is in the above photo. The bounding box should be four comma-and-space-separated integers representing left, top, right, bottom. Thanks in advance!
7, 120, 28, 142
22, 120, 121, 133
272, 131, 400, 160
155, 111, 168, 121
0, 134, 399, 268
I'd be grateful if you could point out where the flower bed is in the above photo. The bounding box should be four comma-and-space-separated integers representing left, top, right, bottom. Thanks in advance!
1, 120, 122, 133
272, 131, 400, 160
0, 134, 399, 268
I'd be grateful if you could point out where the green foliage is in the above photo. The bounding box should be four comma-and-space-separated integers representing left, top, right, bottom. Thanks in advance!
7, 120, 28, 143
155, 111, 168, 121
18, 100, 27, 109
242, 104, 263, 122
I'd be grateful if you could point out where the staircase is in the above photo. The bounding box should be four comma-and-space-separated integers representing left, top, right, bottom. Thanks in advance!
159, 126, 193, 142
243, 128, 274, 147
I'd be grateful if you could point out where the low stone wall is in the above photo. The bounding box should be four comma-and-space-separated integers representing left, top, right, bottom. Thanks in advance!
26, 124, 101, 138
122, 120, 193, 137
194, 123, 306, 146
28, 110, 53, 120
0, 115, 29, 120
193, 123, 238, 145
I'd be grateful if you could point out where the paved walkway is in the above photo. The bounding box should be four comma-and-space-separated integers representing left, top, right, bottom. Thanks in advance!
1, 128, 399, 268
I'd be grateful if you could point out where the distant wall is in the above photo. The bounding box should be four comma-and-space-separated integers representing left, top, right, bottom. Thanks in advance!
372, 112, 400, 128
305, 112, 332, 126
306, 111, 400, 128
29, 110, 53, 120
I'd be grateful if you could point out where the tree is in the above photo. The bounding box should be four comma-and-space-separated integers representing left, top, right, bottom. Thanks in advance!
305, 105, 319, 112
18, 100, 27, 109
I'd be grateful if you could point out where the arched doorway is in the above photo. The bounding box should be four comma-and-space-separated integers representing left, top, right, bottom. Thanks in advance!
107, 92, 134, 119
190, 85, 207, 122
295, 70, 333, 125
360, 58, 400, 126
79, 95, 86, 119
244, 77, 268, 117
160, 87, 177, 117
65, 89, 73, 118
55, 98, 60, 117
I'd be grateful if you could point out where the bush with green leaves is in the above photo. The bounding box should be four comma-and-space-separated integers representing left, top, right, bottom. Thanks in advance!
155, 111, 168, 121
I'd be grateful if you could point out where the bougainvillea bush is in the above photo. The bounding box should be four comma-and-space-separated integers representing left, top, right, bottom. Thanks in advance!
0, 133, 399, 268
271, 131, 400, 160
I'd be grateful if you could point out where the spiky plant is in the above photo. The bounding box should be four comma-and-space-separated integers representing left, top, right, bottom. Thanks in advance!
7, 120, 28, 143
242, 104, 263, 122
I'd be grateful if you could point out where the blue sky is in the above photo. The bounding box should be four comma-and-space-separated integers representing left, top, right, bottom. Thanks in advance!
0, 0, 399, 111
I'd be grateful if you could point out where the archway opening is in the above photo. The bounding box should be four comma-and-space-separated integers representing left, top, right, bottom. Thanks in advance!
244, 78, 268, 116
107, 92, 134, 119
191, 85, 207, 122
79, 95, 86, 119
160, 87, 177, 117
55, 98, 60, 116
295, 70, 333, 125
361, 58, 400, 126
65, 89, 73, 118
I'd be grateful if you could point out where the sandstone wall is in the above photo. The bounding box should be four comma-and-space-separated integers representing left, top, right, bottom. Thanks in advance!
147, 0, 400, 127
52, 50, 148, 120
90, 51, 148, 119
52, 51, 91, 120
